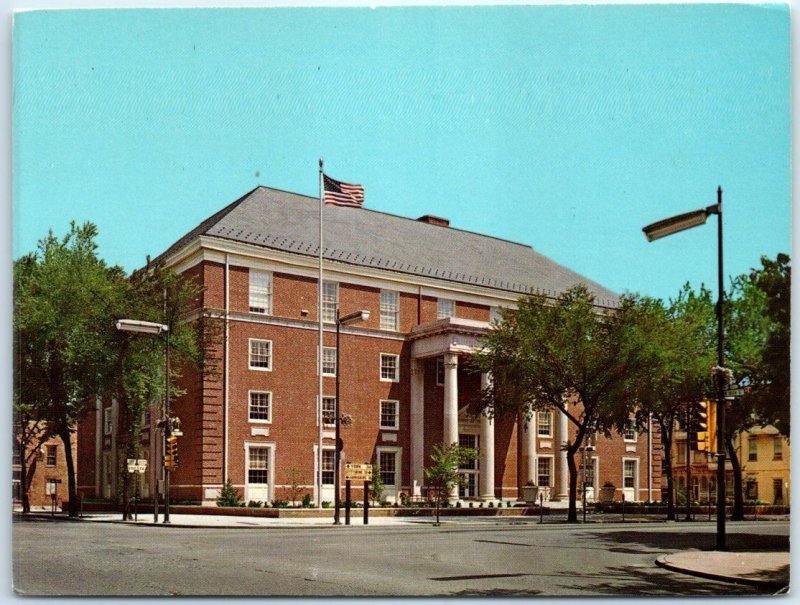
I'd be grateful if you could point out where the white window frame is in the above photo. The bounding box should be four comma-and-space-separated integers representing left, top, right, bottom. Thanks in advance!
248, 338, 273, 371
379, 400, 400, 431
249, 269, 272, 315
322, 281, 338, 324
437, 298, 455, 320
322, 347, 337, 377
248, 390, 272, 424
45, 445, 57, 467
376, 446, 402, 488
748, 436, 758, 461
380, 353, 400, 382
321, 448, 336, 486
536, 455, 553, 488
773, 436, 783, 461
380, 289, 400, 331
321, 396, 336, 428
244, 442, 275, 503
537, 411, 553, 437
622, 458, 639, 497
435, 357, 444, 386
622, 419, 637, 442
103, 407, 113, 435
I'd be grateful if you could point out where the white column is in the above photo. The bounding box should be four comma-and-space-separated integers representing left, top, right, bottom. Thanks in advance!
556, 408, 569, 500
410, 358, 425, 497
523, 407, 537, 486
443, 352, 459, 502
480, 372, 495, 500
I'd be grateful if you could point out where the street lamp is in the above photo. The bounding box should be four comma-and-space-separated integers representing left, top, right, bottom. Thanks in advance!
334, 309, 370, 525
642, 186, 727, 550
115, 318, 171, 523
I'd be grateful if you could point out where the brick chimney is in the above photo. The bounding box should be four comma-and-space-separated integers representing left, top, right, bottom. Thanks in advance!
417, 215, 450, 227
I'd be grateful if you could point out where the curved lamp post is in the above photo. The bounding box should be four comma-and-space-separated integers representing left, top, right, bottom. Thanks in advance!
334, 309, 370, 525
642, 186, 727, 551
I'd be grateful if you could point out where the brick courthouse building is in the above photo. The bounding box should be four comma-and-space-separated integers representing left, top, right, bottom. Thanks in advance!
78, 186, 661, 506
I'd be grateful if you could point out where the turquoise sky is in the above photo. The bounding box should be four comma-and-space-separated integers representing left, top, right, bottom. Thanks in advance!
12, 5, 790, 302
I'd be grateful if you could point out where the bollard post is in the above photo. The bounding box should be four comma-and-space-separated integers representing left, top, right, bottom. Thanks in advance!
345, 480, 351, 525
364, 480, 370, 525
621, 492, 625, 522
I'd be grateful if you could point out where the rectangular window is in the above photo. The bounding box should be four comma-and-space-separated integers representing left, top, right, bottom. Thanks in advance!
248, 391, 271, 422
745, 478, 758, 501
437, 298, 455, 320
748, 437, 758, 462
46, 445, 57, 467
322, 397, 336, 427
249, 339, 272, 370
104, 407, 113, 435
623, 420, 637, 442
321, 450, 335, 485
537, 412, 552, 437
582, 457, 595, 488
436, 357, 444, 386
380, 290, 399, 331
773, 479, 784, 504
380, 400, 399, 430
623, 460, 636, 489
322, 347, 337, 377
458, 434, 478, 470
379, 451, 397, 486
677, 444, 686, 464
773, 436, 783, 461
248, 446, 270, 485
537, 457, 552, 487
322, 281, 338, 324
380, 353, 399, 382
249, 269, 272, 314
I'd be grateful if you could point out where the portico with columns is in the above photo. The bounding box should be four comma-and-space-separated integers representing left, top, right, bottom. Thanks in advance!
408, 316, 551, 503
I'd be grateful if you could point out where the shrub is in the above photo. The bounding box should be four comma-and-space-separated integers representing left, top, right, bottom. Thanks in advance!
217, 479, 243, 507
247, 500, 262, 508
455, 501, 462, 508
302, 493, 312, 508
271, 499, 289, 508
321, 501, 332, 509
488, 501, 494, 508
507, 501, 513, 508
468, 502, 474, 508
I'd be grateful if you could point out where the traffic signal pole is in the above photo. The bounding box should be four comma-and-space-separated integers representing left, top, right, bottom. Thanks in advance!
714, 187, 727, 551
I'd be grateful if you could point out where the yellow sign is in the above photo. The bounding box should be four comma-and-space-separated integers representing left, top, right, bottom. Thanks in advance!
344, 463, 373, 481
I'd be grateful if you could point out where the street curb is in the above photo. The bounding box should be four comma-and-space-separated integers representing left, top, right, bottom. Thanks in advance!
655, 555, 787, 590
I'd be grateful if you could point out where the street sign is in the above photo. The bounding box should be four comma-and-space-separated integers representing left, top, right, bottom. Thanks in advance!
344, 463, 372, 481
725, 388, 744, 398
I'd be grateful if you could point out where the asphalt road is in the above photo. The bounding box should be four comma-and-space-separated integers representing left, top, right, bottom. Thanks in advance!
12, 518, 788, 596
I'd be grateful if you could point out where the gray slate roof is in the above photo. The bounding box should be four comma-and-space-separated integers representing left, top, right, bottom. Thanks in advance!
158, 186, 620, 307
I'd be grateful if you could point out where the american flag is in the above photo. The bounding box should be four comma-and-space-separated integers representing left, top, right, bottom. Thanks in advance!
323, 174, 365, 208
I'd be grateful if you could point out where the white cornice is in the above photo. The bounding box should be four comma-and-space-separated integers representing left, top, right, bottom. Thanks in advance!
164, 236, 523, 309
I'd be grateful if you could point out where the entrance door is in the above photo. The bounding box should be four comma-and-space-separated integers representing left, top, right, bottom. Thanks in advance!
320, 448, 335, 504
246, 445, 271, 503
458, 434, 479, 498
622, 459, 638, 502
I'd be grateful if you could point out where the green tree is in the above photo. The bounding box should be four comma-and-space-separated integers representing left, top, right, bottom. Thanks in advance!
474, 286, 650, 523
369, 464, 384, 505
624, 286, 716, 520
14, 222, 126, 516
424, 443, 477, 525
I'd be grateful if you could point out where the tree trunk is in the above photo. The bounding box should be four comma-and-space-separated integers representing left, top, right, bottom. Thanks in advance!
566, 444, 580, 523
657, 416, 675, 521
726, 432, 744, 521
58, 428, 79, 517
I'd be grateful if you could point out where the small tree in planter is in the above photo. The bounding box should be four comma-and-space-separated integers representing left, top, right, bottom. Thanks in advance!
286, 468, 305, 507
370, 464, 384, 505
217, 478, 242, 507
424, 442, 477, 526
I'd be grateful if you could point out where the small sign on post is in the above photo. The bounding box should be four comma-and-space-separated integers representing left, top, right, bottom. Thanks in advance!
344, 463, 372, 482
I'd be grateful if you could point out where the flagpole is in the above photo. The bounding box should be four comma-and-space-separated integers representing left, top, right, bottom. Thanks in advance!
317, 158, 324, 507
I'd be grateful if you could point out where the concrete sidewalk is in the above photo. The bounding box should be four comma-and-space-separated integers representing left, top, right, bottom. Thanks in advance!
657, 551, 790, 591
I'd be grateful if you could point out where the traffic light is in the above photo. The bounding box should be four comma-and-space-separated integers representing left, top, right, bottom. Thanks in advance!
691, 401, 709, 451
164, 436, 179, 470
